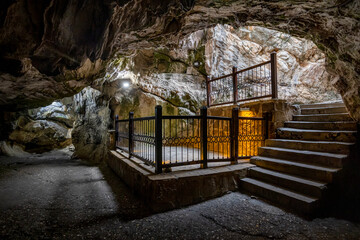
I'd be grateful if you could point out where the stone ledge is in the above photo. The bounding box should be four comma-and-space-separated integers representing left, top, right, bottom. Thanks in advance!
107, 150, 253, 212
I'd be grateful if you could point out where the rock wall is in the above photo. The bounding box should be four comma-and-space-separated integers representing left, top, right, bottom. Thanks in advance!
205, 25, 340, 103
71, 87, 111, 162
102, 24, 340, 121
1, 0, 359, 120
0, 100, 74, 156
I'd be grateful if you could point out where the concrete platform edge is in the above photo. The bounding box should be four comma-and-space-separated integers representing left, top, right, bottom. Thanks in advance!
107, 150, 253, 212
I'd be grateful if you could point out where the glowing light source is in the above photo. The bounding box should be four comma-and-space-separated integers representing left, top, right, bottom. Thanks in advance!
239, 108, 254, 117
123, 82, 130, 88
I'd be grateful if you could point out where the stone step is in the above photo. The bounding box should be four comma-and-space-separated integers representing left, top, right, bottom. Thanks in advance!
265, 139, 354, 155
293, 113, 353, 122
284, 121, 357, 131
300, 102, 345, 109
301, 106, 347, 115
248, 167, 326, 198
277, 127, 357, 142
250, 156, 341, 183
240, 177, 318, 214
258, 146, 346, 168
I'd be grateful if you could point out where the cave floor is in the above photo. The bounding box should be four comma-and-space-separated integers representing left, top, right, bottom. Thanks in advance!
1, 150, 360, 240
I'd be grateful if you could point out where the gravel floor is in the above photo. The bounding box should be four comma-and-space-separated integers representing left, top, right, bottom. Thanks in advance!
1, 149, 360, 240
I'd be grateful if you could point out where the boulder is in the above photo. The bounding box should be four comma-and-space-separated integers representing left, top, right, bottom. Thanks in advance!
8, 119, 71, 153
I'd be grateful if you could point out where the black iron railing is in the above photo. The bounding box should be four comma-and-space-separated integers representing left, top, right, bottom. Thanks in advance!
206, 52, 278, 107
115, 106, 270, 173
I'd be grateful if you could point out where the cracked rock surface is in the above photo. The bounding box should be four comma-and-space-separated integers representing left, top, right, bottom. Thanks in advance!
0, 0, 359, 120
1, 150, 360, 239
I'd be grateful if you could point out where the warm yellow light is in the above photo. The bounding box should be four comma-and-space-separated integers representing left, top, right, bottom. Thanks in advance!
239, 110, 254, 117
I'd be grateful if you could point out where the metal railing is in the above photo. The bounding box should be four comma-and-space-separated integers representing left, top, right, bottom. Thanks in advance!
206, 52, 278, 107
115, 106, 270, 173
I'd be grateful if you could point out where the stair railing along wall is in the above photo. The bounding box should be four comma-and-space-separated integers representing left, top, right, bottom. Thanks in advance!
206, 52, 278, 107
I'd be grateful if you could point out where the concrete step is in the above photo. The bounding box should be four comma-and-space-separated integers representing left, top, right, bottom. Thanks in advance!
277, 128, 357, 142
248, 167, 326, 198
301, 106, 347, 115
258, 146, 346, 168
250, 156, 341, 183
300, 102, 345, 109
284, 121, 357, 131
293, 113, 353, 122
241, 177, 318, 214
265, 139, 354, 155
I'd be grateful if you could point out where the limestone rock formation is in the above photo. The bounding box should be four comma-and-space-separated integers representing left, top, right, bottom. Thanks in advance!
71, 87, 111, 162
205, 25, 340, 103
8, 119, 70, 152
103, 24, 339, 120
0, 100, 74, 155
0, 0, 359, 161
0, 0, 359, 120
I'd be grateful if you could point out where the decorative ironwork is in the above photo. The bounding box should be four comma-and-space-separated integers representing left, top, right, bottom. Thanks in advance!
115, 106, 270, 173
115, 119, 129, 152
132, 118, 156, 166
207, 117, 231, 161
162, 117, 201, 167
238, 118, 266, 158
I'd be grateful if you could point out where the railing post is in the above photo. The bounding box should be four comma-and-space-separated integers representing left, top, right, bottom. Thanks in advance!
233, 67, 238, 104
206, 75, 211, 107
263, 112, 270, 140
128, 112, 134, 156
115, 115, 119, 149
231, 108, 239, 164
200, 106, 208, 169
155, 105, 163, 174
270, 52, 278, 99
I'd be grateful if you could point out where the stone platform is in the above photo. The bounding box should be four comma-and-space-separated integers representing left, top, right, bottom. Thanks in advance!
107, 150, 253, 212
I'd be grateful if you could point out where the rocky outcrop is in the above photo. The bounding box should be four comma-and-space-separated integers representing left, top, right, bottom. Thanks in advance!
8, 119, 71, 153
0, 100, 74, 155
71, 87, 111, 162
205, 25, 340, 103
102, 24, 340, 120
0, 0, 359, 120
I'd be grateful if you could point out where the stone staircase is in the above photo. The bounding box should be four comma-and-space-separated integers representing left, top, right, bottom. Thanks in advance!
240, 101, 357, 215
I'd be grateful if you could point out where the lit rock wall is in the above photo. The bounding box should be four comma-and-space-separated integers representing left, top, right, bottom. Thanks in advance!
0, 0, 359, 120
103, 24, 339, 121
0, 100, 74, 155
71, 87, 111, 162
205, 25, 340, 103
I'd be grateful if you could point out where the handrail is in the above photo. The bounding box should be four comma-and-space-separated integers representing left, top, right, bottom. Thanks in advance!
208, 60, 271, 83
162, 115, 200, 120
116, 116, 155, 122
235, 60, 271, 75
114, 105, 271, 174
208, 73, 233, 82
206, 52, 277, 107
207, 116, 231, 120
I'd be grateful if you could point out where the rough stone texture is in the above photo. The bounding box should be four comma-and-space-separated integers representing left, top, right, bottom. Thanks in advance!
28, 98, 75, 128
71, 87, 111, 162
0, 100, 74, 155
8, 119, 71, 153
205, 25, 340, 103
107, 150, 250, 212
104, 24, 339, 119
0, 0, 359, 120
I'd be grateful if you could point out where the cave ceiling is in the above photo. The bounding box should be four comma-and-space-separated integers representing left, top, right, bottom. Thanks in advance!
0, 0, 359, 120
